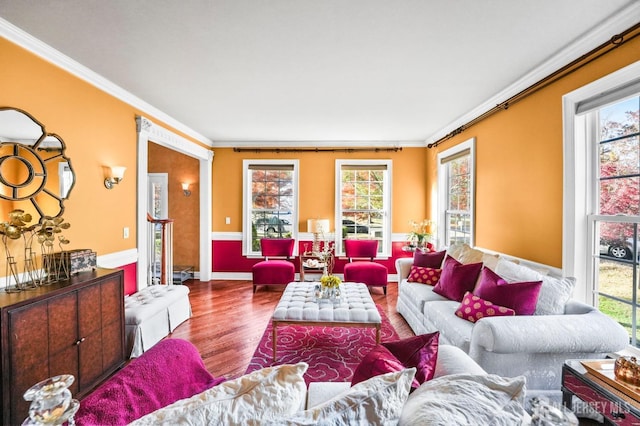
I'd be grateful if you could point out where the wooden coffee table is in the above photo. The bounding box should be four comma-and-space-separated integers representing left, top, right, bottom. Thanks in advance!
271, 282, 381, 361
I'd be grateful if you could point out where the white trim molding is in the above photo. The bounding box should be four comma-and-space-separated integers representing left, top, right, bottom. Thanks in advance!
97, 248, 138, 269
0, 17, 213, 148
562, 59, 640, 305
426, 2, 640, 145
136, 116, 214, 289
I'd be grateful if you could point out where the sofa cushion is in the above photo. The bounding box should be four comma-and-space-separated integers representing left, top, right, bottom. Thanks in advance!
433, 256, 483, 302
399, 280, 449, 314
474, 267, 542, 315
455, 291, 516, 323
407, 265, 441, 285
382, 332, 440, 384
422, 300, 473, 352
399, 374, 528, 425
446, 243, 485, 264
413, 249, 446, 268
130, 363, 309, 425
279, 368, 415, 425
494, 258, 575, 315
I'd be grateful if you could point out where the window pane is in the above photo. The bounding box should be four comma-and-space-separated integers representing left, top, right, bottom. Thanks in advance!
600, 96, 640, 140
446, 212, 471, 245
599, 176, 640, 216
600, 136, 640, 178
598, 295, 634, 344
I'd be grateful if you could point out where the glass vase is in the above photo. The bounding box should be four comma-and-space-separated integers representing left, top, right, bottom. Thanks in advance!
23, 374, 79, 425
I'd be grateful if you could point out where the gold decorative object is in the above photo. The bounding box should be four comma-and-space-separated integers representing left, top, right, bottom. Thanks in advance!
0, 210, 71, 291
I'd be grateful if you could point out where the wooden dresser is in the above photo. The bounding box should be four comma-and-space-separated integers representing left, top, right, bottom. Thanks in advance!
0, 268, 126, 425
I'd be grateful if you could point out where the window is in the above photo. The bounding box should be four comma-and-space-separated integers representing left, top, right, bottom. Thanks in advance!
590, 95, 640, 345
564, 61, 640, 347
335, 160, 391, 257
437, 138, 475, 247
243, 160, 299, 255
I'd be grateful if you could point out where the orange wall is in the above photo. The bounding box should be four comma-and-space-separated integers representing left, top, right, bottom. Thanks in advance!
0, 37, 206, 268
211, 147, 428, 235
426, 37, 640, 267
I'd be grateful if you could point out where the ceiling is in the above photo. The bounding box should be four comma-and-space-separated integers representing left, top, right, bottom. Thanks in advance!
0, 1, 638, 147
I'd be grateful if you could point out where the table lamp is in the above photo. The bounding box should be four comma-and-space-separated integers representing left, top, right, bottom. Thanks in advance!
307, 219, 330, 254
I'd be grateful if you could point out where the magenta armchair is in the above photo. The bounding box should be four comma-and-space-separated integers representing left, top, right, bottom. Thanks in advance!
343, 239, 388, 295
252, 238, 296, 293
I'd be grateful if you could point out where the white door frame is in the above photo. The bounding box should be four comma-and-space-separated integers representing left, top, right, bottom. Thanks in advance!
136, 116, 214, 290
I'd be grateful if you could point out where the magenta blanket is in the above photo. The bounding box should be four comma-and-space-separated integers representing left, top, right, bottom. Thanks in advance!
75, 338, 225, 426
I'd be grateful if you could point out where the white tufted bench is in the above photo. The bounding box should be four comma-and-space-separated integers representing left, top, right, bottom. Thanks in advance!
124, 285, 192, 358
271, 282, 381, 360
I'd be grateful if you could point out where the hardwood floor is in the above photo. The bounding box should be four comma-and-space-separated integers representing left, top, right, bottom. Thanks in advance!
169, 280, 415, 378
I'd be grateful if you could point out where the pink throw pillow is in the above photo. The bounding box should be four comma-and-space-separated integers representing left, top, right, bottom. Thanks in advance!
407, 265, 442, 285
432, 255, 483, 302
474, 267, 542, 315
351, 345, 420, 389
413, 249, 446, 268
382, 332, 440, 384
455, 291, 516, 323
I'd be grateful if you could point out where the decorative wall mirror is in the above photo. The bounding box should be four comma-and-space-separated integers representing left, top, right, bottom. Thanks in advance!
0, 107, 75, 223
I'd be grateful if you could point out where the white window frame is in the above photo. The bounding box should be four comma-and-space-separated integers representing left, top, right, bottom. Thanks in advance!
436, 137, 476, 248
335, 159, 392, 257
242, 159, 299, 256
563, 60, 640, 305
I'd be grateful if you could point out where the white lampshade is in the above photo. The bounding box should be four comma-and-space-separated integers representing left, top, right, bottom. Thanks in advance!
110, 166, 126, 180
307, 219, 330, 233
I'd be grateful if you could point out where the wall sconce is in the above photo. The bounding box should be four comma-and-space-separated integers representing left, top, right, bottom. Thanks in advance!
307, 218, 330, 254
181, 182, 192, 197
104, 166, 126, 189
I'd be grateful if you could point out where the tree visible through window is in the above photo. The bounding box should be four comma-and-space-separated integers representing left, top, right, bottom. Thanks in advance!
437, 138, 475, 247
336, 160, 391, 256
593, 95, 640, 345
244, 161, 298, 254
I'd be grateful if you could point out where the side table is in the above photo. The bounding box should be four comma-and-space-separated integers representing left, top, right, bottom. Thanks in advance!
562, 359, 640, 425
299, 253, 334, 282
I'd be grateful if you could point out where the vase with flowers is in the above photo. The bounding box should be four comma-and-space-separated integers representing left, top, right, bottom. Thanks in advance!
319, 274, 342, 301
407, 219, 434, 250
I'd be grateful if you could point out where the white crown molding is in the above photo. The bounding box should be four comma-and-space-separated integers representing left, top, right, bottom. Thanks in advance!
0, 17, 214, 148
425, 2, 640, 145
213, 139, 427, 148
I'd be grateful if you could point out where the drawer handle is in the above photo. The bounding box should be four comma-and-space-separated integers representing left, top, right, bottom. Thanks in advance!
75, 337, 86, 345
611, 411, 626, 419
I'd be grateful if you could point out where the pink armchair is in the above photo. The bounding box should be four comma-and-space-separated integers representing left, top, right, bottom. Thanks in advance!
252, 238, 296, 293
343, 239, 388, 295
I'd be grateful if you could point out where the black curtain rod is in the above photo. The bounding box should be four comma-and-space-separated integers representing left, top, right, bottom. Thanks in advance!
233, 147, 402, 153
428, 22, 640, 149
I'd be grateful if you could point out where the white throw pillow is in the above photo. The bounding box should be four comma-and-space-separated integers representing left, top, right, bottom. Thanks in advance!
272, 368, 416, 425
399, 373, 529, 426
129, 362, 309, 426
494, 258, 575, 315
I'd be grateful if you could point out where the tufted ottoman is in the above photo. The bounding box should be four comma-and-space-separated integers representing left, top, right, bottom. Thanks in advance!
124, 285, 192, 357
271, 282, 381, 360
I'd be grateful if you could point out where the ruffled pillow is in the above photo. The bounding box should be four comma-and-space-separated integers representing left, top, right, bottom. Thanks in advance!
407, 265, 442, 285
129, 363, 309, 425
455, 291, 515, 323
474, 267, 542, 315
432, 255, 483, 302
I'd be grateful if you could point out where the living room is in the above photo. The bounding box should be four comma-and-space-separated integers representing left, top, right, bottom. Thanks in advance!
1, 1, 640, 424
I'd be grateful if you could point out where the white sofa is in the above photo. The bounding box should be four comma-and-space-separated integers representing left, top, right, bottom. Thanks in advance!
395, 245, 630, 399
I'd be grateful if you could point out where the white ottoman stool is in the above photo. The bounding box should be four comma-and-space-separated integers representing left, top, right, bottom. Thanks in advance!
124, 285, 192, 357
